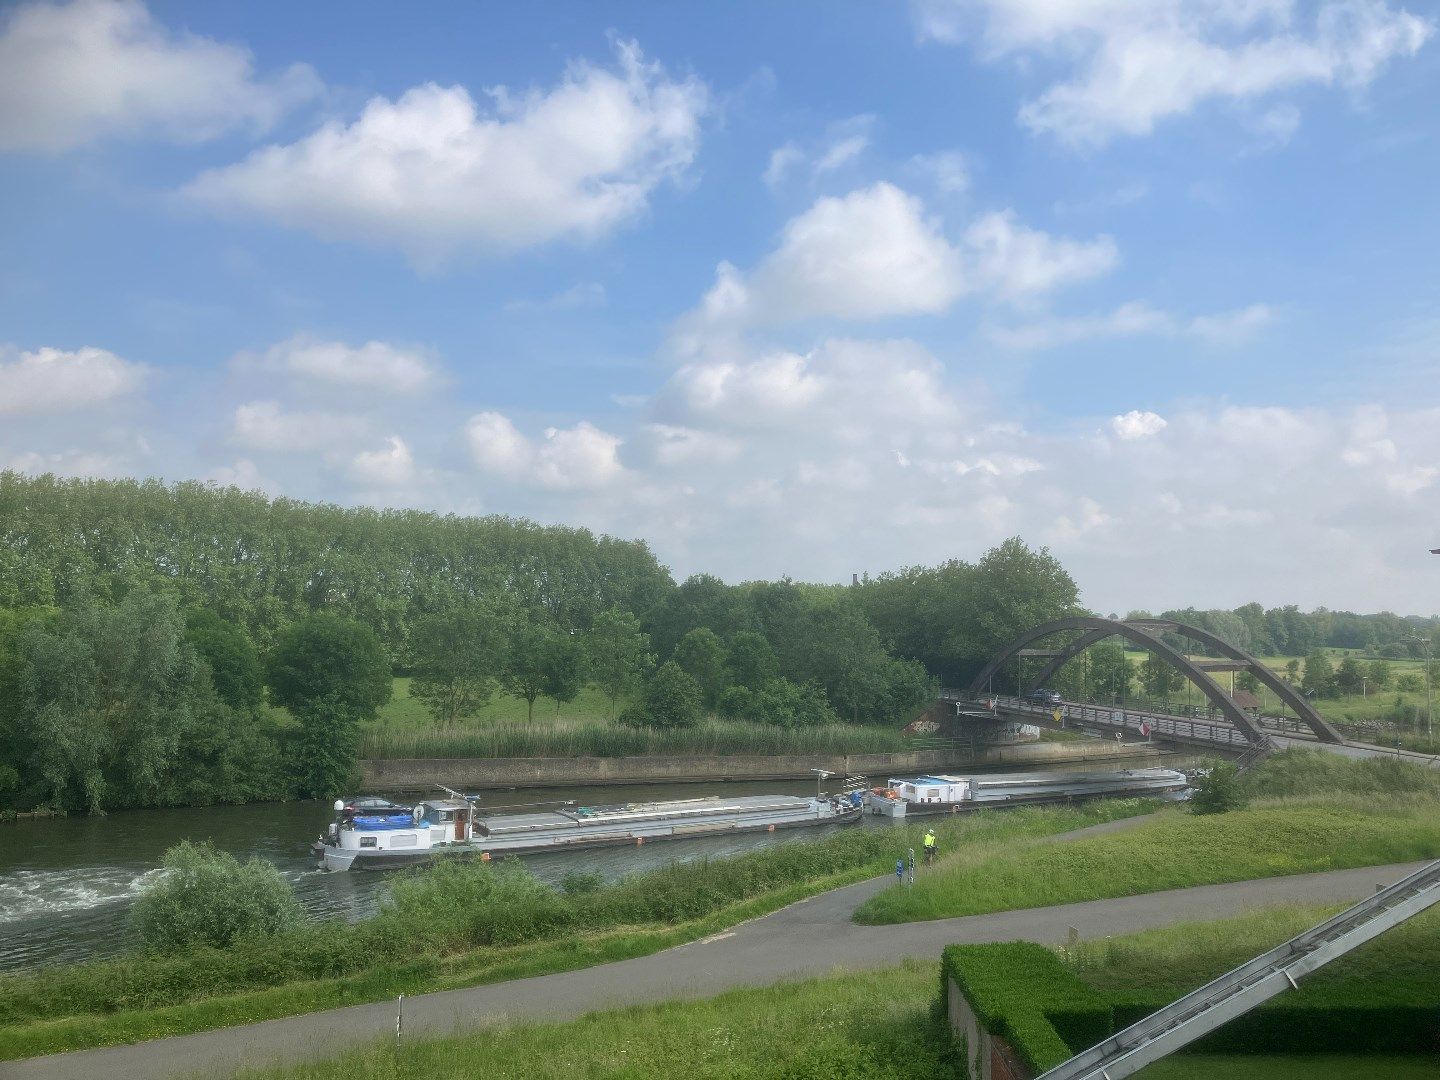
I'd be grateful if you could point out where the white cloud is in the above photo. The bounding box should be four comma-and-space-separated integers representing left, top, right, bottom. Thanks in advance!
349, 436, 417, 486
1111, 410, 1168, 440
466, 412, 624, 490
0, 0, 319, 152
683, 183, 1114, 332
230, 401, 369, 453
762, 142, 804, 188
908, 149, 970, 194
504, 282, 608, 313
0, 345, 147, 415
762, 115, 873, 188
203, 458, 268, 491
963, 210, 1118, 300
183, 41, 707, 265
239, 335, 438, 393
989, 301, 1272, 349
914, 0, 1433, 145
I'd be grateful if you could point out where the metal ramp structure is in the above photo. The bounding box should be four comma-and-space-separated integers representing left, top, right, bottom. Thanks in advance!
1035, 858, 1440, 1080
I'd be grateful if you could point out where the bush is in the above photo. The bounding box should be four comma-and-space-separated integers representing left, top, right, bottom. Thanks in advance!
1189, 761, 1248, 815
132, 841, 304, 952
374, 858, 572, 947
716, 684, 755, 719
635, 661, 703, 729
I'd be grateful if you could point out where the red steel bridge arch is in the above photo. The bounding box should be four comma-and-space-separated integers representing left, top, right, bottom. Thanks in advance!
965, 616, 1343, 745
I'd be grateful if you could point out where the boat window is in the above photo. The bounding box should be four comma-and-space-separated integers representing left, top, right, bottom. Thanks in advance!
360, 837, 377, 848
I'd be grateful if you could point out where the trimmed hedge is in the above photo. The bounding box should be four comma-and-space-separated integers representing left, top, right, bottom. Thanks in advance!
941, 943, 1111, 1075
943, 943, 1440, 1074
1111, 981, 1440, 1056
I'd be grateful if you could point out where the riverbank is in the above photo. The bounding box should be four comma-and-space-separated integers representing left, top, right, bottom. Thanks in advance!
362, 738, 1159, 790
0, 802, 1152, 1063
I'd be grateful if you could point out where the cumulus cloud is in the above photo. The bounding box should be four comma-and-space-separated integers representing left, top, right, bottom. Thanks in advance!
989, 301, 1272, 350
963, 210, 1118, 300
682, 183, 1114, 332
238, 335, 438, 393
0, 0, 319, 152
465, 412, 624, 490
914, 0, 1433, 145
182, 41, 707, 265
349, 436, 418, 486
230, 401, 369, 453
0, 345, 147, 414
1111, 410, 1168, 440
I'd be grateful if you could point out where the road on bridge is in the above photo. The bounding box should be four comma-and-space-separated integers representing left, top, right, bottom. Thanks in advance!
3, 818, 1428, 1080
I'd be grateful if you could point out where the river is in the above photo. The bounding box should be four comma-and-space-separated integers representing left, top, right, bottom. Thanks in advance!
0, 751, 1179, 974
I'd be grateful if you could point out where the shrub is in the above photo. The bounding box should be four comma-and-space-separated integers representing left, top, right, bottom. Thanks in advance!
132, 841, 304, 952
1189, 761, 1247, 814
716, 684, 755, 720
374, 857, 572, 947
635, 661, 703, 729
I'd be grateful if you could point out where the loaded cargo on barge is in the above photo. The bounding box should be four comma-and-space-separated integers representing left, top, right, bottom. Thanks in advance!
865, 767, 1189, 818
313, 780, 866, 872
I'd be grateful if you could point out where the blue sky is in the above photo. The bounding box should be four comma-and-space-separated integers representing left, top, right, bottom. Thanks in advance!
1, 0, 1438, 613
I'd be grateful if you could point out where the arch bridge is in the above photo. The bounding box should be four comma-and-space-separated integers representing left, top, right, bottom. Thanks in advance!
964, 616, 1343, 746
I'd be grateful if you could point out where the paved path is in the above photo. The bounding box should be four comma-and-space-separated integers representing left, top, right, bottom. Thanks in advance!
2, 820, 1426, 1080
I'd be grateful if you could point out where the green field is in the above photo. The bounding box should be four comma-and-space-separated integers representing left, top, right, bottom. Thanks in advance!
357, 677, 913, 758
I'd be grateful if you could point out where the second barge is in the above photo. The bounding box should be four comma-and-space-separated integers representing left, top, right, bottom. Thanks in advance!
865, 767, 1190, 818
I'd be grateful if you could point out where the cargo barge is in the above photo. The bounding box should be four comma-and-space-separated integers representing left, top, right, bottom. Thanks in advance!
865, 767, 1189, 818
313, 784, 865, 872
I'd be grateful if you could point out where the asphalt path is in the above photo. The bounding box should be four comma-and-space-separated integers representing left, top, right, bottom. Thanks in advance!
2, 817, 1426, 1080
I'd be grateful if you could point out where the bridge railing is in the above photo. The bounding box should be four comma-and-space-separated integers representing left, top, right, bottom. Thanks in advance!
973, 695, 1255, 748
941, 688, 1315, 740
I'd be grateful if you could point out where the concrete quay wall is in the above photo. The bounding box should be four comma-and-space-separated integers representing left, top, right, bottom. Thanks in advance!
362, 740, 1157, 791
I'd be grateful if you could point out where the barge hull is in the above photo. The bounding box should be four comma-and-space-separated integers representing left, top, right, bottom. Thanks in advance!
327, 805, 861, 871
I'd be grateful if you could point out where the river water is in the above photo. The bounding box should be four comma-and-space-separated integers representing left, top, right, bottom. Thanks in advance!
0, 752, 1178, 974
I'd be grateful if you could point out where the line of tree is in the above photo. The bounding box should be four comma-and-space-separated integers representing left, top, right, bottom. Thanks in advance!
1131, 604, 1440, 661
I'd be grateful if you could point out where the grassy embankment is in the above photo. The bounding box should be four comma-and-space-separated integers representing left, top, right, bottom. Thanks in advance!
856, 749, 1440, 924
0, 801, 1147, 1062
357, 677, 914, 759
234, 904, 1440, 1080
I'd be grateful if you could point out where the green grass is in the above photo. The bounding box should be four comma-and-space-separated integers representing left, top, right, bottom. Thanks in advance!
358, 678, 912, 758
233, 958, 957, 1080
0, 801, 1150, 1061
854, 793, 1440, 925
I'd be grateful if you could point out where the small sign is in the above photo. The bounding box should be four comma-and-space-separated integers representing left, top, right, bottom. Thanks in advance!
1140, 721, 1152, 738
1052, 708, 1064, 723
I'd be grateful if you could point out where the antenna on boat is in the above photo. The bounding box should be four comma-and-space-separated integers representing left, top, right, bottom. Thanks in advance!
811, 768, 832, 801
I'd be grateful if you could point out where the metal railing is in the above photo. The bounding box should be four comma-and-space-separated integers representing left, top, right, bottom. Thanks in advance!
1035, 857, 1440, 1080
980, 695, 1256, 748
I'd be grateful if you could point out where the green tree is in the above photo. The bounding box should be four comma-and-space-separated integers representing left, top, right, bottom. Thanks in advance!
1301, 649, 1337, 699
267, 613, 391, 799
184, 609, 263, 713
501, 621, 587, 722
15, 591, 214, 812
409, 606, 508, 724
672, 627, 728, 709
752, 677, 833, 728
1366, 659, 1393, 691
132, 840, 303, 952
266, 613, 392, 720
1083, 639, 1131, 701
635, 660, 702, 729
726, 630, 779, 690
587, 607, 652, 717
1334, 656, 1364, 696
1139, 653, 1184, 699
